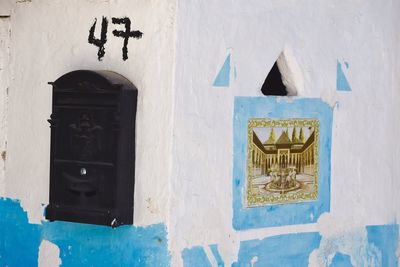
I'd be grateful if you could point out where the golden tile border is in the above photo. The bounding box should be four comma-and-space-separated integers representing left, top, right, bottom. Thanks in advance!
246, 118, 320, 207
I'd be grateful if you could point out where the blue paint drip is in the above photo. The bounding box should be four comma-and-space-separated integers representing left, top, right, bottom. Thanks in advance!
209, 244, 224, 267
330, 252, 353, 267
336, 60, 351, 91
213, 54, 230, 87
182, 246, 212, 267
232, 232, 321, 267
0, 197, 171, 267
233, 97, 333, 230
367, 224, 399, 267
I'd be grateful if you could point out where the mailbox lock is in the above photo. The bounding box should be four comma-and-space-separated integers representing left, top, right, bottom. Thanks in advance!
80, 168, 87, 176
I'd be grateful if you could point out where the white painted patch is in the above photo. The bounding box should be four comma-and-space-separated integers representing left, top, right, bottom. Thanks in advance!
19, 198, 46, 224
215, 234, 240, 267
308, 227, 381, 267
145, 197, 160, 214
276, 48, 304, 96
0, 16, 10, 197
0, 0, 14, 16
204, 245, 218, 267
309, 213, 384, 266
251, 256, 258, 267
38, 240, 62, 267
396, 241, 400, 258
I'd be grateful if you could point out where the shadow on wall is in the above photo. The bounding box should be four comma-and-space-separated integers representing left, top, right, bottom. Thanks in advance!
0, 198, 170, 267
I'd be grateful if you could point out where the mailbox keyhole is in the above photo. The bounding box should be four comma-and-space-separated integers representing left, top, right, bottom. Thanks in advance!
80, 168, 87, 176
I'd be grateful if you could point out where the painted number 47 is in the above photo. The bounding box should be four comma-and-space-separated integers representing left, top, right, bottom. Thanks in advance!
88, 16, 143, 61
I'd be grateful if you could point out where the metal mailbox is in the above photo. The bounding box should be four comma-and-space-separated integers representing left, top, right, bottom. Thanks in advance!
45, 70, 137, 227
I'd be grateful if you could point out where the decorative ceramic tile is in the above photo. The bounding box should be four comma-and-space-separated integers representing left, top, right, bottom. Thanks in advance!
246, 118, 319, 206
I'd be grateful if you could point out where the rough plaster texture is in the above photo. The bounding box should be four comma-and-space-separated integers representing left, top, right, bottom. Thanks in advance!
0, 17, 10, 197
276, 48, 304, 96
1, 0, 176, 225
1, 0, 400, 266
169, 0, 400, 265
0, 0, 13, 16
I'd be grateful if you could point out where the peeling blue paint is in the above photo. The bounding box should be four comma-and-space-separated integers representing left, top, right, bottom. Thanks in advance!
2, 195, 398, 267
182, 224, 399, 267
213, 54, 230, 87
0, 197, 170, 267
330, 252, 353, 267
233, 97, 333, 230
182, 246, 212, 267
0, 198, 42, 267
209, 244, 224, 267
42, 221, 170, 267
336, 60, 351, 91
232, 232, 321, 267
313, 224, 399, 266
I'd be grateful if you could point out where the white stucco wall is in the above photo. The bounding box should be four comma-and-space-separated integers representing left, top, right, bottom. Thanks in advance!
0, 0, 176, 226
169, 1, 400, 265
0, 15, 10, 197
1, 0, 400, 266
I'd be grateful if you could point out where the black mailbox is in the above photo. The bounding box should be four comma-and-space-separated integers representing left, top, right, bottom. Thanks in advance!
45, 70, 137, 227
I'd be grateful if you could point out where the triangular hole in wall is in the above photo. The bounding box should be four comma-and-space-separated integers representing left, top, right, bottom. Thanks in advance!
261, 61, 287, 96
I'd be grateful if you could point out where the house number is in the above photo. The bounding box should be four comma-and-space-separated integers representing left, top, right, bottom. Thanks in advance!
88, 16, 143, 61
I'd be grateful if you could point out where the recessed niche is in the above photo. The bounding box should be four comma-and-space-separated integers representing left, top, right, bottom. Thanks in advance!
261, 50, 301, 96
261, 61, 287, 96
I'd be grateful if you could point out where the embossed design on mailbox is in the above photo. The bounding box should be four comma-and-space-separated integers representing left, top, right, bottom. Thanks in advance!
45, 70, 137, 227
69, 113, 104, 161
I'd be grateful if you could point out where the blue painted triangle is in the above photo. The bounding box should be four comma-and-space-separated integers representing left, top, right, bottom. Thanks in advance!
213, 54, 231, 87
336, 60, 351, 91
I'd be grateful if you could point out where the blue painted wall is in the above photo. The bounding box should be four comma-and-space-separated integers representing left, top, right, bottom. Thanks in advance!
1, 190, 398, 267
182, 246, 213, 267
182, 225, 398, 267
0, 198, 170, 267
232, 232, 321, 267
366, 224, 399, 267
330, 252, 353, 267
0, 198, 42, 266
